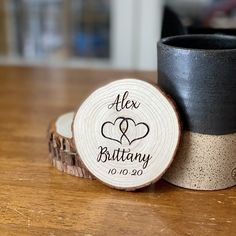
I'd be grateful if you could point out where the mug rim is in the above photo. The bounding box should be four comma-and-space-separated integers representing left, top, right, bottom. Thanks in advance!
158, 34, 236, 52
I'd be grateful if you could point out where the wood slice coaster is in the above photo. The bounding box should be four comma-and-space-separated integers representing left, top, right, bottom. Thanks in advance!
48, 112, 94, 179
73, 79, 181, 190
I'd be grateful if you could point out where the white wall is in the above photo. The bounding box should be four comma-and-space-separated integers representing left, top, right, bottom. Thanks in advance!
111, 0, 163, 70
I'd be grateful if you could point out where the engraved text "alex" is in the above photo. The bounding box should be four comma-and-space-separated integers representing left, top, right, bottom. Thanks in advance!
108, 91, 140, 111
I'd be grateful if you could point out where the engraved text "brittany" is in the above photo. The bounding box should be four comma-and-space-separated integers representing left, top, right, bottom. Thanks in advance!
97, 146, 152, 169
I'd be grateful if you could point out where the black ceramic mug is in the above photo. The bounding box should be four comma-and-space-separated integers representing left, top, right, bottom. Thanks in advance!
158, 34, 236, 134
158, 35, 236, 190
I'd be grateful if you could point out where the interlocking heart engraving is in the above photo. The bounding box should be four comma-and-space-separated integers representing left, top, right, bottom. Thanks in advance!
101, 117, 150, 145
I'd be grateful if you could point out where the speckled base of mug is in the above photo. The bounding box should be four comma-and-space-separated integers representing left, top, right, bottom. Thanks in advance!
163, 131, 236, 190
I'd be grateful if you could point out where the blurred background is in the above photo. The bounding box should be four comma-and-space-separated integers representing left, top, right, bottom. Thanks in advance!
0, 0, 236, 70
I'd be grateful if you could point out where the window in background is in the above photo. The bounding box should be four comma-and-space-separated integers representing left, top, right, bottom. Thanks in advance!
7, 0, 110, 60
0, 0, 162, 70
14, 0, 66, 59
69, 0, 110, 59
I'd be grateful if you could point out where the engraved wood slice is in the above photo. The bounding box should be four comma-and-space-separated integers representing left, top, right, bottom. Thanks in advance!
48, 112, 94, 179
73, 79, 181, 190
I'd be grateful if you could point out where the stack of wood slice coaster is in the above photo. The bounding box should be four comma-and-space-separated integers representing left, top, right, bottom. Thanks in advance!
48, 112, 94, 179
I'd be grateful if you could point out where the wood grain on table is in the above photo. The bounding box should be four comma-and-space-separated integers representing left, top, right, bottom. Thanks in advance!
0, 66, 235, 236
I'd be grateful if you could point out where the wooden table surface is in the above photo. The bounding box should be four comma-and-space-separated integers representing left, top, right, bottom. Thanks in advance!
0, 66, 235, 236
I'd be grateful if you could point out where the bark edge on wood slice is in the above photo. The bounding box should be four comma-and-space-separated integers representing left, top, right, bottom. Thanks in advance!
47, 112, 95, 179
73, 79, 181, 191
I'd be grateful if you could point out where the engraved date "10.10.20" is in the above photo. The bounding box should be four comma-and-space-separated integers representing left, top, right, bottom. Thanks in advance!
108, 168, 143, 176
